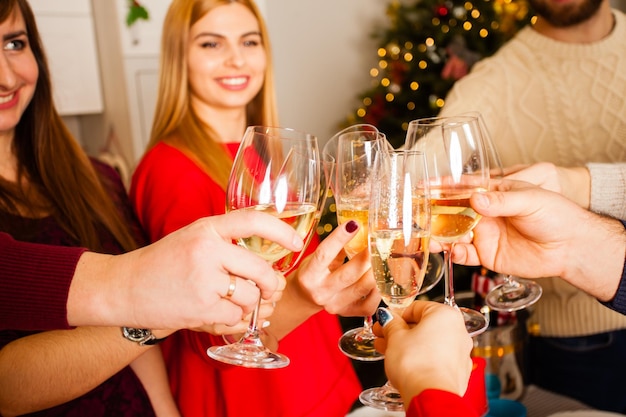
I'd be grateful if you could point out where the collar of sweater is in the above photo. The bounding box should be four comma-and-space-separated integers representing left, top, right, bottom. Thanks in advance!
518, 9, 626, 59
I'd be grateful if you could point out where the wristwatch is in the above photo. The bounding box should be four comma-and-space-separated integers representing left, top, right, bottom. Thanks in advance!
121, 327, 167, 346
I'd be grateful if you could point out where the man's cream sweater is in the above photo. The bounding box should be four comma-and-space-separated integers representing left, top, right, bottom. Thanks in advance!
440, 11, 626, 337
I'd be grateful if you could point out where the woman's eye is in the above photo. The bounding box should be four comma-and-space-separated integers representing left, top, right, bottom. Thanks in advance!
200, 41, 219, 49
5, 39, 26, 51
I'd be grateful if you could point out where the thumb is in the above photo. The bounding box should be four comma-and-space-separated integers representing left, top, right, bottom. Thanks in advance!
377, 307, 409, 340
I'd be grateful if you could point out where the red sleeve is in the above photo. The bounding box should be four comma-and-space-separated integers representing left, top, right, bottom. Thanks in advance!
0, 232, 86, 331
406, 357, 487, 417
407, 389, 481, 417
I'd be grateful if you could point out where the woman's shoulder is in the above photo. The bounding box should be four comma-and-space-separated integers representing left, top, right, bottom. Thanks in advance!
133, 142, 212, 186
140, 141, 193, 164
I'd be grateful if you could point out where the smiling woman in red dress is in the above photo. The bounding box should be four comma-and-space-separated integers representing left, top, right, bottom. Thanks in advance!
130, 1, 379, 416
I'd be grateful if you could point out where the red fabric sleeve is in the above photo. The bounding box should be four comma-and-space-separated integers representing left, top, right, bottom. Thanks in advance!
407, 389, 481, 417
406, 357, 487, 417
0, 232, 86, 330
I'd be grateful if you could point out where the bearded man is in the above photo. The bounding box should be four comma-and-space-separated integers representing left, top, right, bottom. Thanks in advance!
437, 0, 626, 412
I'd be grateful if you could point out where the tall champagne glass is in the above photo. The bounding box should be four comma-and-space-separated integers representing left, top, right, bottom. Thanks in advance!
207, 126, 321, 369
359, 149, 431, 411
406, 115, 490, 337
464, 112, 542, 312
323, 124, 389, 361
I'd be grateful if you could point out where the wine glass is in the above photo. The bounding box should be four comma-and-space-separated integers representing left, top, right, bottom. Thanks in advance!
323, 124, 389, 361
464, 112, 542, 312
359, 149, 432, 411
207, 126, 321, 369
406, 115, 490, 337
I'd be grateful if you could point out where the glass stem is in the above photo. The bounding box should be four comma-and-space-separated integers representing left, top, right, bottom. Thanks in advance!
240, 297, 262, 344
443, 244, 458, 308
503, 274, 518, 289
362, 315, 374, 334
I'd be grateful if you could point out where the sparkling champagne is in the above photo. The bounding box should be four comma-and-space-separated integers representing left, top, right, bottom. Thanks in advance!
236, 203, 317, 267
369, 228, 430, 310
430, 191, 483, 243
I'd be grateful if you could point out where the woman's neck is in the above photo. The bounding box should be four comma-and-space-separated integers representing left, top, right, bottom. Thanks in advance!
191, 99, 247, 144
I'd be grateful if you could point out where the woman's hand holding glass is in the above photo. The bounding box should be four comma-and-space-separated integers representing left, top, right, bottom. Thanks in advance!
271, 220, 381, 336
207, 126, 321, 369
372, 302, 474, 410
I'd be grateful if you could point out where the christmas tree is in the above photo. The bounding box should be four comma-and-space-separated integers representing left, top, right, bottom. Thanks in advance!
342, 0, 531, 148
317, 0, 530, 239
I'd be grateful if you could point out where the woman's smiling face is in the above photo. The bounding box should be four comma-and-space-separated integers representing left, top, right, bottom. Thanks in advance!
187, 2, 267, 113
0, 6, 37, 139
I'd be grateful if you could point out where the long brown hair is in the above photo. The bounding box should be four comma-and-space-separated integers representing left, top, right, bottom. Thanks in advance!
148, 0, 279, 190
0, 0, 137, 252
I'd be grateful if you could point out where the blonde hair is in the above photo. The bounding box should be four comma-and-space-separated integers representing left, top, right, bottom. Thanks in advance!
148, 0, 279, 190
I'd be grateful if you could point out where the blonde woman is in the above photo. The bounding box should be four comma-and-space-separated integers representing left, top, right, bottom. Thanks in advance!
130, 1, 378, 416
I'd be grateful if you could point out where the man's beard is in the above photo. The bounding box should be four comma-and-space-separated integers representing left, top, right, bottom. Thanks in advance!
528, 0, 603, 27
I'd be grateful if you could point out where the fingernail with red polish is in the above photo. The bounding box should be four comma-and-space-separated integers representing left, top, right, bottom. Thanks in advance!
345, 220, 358, 233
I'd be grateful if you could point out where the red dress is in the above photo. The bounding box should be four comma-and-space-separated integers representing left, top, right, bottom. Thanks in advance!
130, 142, 361, 417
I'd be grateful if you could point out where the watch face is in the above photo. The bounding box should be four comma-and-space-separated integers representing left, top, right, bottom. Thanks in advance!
123, 327, 151, 341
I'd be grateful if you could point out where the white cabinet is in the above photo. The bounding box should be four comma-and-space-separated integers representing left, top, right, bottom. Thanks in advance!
122, 56, 159, 159
113, 0, 170, 160
29, 0, 103, 115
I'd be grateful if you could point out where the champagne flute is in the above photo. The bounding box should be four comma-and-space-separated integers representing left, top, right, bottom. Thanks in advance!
323, 124, 389, 361
464, 112, 542, 312
207, 126, 321, 369
359, 149, 431, 411
406, 115, 490, 337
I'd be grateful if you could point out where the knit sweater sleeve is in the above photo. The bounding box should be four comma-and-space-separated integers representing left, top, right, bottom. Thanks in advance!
0, 232, 86, 331
587, 163, 626, 220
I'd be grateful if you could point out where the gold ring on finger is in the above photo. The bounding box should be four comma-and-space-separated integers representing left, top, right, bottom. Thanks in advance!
225, 275, 237, 299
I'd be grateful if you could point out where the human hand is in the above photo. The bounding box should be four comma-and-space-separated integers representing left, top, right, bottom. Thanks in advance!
73, 211, 302, 330
372, 302, 473, 408
451, 180, 624, 301
290, 220, 380, 318
197, 298, 278, 337
451, 180, 580, 275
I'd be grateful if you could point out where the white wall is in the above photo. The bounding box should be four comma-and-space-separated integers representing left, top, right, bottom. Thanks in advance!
266, 1, 387, 146
99, 0, 381, 160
